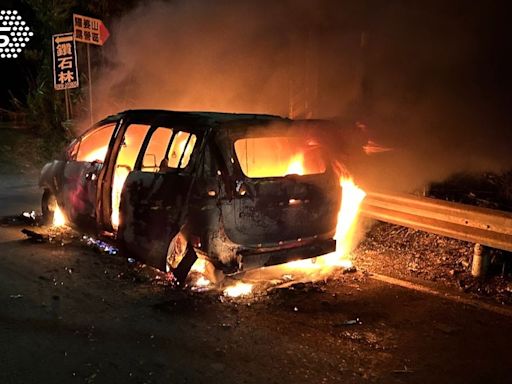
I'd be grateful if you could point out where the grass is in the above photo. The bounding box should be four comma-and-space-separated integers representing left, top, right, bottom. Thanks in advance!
0, 125, 55, 175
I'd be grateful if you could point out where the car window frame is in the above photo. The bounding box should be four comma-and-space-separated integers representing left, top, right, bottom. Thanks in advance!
135, 126, 200, 174
71, 122, 118, 163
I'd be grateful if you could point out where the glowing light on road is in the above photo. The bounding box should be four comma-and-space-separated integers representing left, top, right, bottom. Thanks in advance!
223, 282, 253, 298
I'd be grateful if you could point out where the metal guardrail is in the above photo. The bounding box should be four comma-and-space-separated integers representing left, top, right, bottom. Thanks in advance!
361, 191, 512, 252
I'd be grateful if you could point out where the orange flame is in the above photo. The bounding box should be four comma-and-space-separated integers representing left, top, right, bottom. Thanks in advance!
363, 140, 393, 155
283, 176, 365, 273
191, 258, 207, 274
83, 146, 108, 162
323, 177, 366, 265
223, 281, 253, 297
111, 166, 131, 230
53, 204, 66, 227
286, 153, 305, 175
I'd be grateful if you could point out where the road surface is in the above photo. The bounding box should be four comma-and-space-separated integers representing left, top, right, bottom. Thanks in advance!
0, 173, 511, 384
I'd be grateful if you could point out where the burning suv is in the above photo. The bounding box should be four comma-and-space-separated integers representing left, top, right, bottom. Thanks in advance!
39, 110, 341, 282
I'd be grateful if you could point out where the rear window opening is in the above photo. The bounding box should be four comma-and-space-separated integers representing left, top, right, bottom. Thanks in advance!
234, 136, 326, 178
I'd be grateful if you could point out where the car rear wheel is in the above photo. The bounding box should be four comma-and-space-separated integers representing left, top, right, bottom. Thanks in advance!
41, 189, 56, 225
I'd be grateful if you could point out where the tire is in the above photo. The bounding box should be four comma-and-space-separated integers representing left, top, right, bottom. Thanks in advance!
166, 231, 198, 285
41, 189, 56, 225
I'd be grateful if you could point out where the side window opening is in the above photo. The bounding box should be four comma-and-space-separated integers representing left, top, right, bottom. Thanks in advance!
111, 123, 151, 229
142, 130, 197, 173
76, 123, 116, 163
141, 127, 173, 172
166, 131, 197, 169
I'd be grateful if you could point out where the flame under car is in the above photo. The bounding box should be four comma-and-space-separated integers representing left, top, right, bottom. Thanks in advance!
39, 110, 341, 282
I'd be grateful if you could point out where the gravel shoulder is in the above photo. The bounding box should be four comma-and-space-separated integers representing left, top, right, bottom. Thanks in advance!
354, 220, 512, 305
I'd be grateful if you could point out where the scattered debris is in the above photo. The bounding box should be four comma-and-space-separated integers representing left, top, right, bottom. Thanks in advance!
21, 228, 47, 242
2, 211, 43, 226
22, 210, 36, 221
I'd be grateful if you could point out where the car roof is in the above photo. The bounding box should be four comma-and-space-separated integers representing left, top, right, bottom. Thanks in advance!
96, 109, 290, 130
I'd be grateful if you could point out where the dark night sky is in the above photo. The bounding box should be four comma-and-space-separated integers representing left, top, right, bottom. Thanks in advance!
1, 1, 511, 110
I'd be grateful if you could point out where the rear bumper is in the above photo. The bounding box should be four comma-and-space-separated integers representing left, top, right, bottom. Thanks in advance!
235, 238, 336, 273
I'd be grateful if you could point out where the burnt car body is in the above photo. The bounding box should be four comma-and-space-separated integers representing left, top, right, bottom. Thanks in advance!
39, 110, 341, 280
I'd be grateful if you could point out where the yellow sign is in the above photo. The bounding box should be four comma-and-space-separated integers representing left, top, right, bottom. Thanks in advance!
73, 14, 109, 46
52, 32, 79, 90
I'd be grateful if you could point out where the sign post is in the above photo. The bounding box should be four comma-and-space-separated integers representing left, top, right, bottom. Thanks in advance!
73, 14, 110, 125
86, 43, 92, 124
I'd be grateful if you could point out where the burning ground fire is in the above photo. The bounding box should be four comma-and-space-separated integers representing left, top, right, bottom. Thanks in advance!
53, 205, 67, 227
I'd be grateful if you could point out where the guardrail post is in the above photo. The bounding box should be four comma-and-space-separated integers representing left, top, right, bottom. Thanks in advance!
471, 243, 490, 277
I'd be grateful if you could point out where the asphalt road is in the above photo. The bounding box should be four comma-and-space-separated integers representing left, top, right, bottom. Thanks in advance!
0, 173, 40, 216
1, 174, 512, 384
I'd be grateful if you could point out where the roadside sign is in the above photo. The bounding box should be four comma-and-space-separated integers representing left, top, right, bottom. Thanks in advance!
52, 32, 79, 90
73, 14, 110, 46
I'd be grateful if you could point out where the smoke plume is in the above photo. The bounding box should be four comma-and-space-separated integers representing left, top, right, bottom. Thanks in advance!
87, 0, 512, 191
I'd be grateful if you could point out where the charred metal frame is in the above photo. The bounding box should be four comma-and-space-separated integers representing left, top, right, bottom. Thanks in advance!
40, 110, 341, 276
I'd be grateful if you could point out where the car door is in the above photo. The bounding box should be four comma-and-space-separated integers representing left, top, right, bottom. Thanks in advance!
60, 122, 118, 226
118, 127, 201, 269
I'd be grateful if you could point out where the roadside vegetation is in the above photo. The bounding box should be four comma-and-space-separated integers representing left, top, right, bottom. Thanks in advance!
3, 1, 140, 164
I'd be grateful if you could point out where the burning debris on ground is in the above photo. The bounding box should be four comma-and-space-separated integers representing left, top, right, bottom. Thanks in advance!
21, 225, 80, 246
